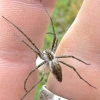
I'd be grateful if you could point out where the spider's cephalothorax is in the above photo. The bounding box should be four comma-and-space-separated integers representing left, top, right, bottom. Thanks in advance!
2, 2, 96, 100
43, 49, 55, 61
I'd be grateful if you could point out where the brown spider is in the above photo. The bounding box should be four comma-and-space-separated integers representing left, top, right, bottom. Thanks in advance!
2, 3, 96, 100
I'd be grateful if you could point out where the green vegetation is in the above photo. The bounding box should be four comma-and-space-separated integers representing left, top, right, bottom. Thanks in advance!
35, 0, 83, 99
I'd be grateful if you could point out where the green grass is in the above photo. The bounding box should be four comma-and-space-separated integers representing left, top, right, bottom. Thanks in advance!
35, 0, 83, 99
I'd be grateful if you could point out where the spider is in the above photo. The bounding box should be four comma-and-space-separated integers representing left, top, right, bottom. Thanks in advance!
2, 3, 96, 100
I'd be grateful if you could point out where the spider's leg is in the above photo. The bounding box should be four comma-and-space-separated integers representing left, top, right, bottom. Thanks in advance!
59, 60, 96, 89
21, 76, 44, 100
14, 33, 41, 56
24, 61, 46, 92
47, 32, 58, 52
21, 62, 47, 100
43, 5, 58, 52
57, 55, 90, 65
2, 16, 43, 57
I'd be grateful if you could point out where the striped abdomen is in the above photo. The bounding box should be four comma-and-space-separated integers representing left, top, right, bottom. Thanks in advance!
50, 59, 62, 82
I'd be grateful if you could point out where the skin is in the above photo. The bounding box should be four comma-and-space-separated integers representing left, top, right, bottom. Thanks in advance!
0, 0, 100, 100
0, 0, 57, 99
47, 0, 100, 100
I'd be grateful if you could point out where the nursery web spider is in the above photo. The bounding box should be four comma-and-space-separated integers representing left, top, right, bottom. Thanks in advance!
2, 2, 96, 100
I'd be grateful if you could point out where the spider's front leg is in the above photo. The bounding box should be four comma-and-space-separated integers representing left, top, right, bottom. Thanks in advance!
58, 60, 96, 89
47, 32, 58, 53
44, 5, 58, 53
2, 16, 43, 57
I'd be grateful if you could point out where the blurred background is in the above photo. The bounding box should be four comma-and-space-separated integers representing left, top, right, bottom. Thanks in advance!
35, 0, 83, 99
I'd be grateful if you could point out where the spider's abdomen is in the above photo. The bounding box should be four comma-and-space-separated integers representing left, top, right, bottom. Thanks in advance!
50, 60, 62, 82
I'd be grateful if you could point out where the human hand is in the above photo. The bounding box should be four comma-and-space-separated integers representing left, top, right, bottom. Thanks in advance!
0, 0, 57, 100
46, 0, 100, 100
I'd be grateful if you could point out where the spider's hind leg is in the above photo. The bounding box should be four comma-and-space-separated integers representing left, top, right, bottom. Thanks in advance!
21, 61, 46, 100
59, 60, 96, 89
21, 69, 46, 100
56, 55, 90, 65
24, 61, 46, 92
